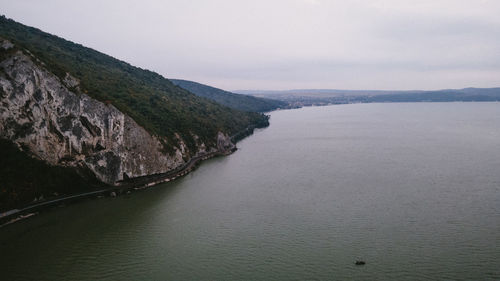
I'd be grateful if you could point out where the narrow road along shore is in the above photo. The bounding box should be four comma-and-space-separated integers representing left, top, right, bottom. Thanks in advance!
0, 148, 234, 227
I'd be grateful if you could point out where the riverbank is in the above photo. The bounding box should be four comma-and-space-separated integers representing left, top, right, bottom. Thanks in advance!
0, 116, 268, 227
0, 147, 236, 227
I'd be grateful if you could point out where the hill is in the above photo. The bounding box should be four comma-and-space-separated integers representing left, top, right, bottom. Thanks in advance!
238, 87, 500, 106
0, 16, 269, 153
171, 79, 287, 112
0, 16, 269, 212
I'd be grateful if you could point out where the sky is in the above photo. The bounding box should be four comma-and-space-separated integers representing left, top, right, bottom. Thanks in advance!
1, 0, 500, 90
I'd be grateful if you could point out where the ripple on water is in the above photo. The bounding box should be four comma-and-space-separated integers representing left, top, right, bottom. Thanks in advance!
1, 103, 500, 280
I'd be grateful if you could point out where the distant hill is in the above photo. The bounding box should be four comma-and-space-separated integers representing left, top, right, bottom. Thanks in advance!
171, 79, 287, 112
237, 87, 500, 106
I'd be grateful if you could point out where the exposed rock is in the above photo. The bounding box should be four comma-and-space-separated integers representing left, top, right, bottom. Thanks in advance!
217, 131, 235, 152
62, 72, 80, 90
0, 38, 232, 185
0, 39, 14, 50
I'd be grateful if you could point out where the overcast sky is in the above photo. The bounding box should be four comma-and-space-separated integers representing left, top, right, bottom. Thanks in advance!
1, 0, 499, 90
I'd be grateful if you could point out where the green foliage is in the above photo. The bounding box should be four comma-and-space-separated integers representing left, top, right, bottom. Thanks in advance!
171, 79, 287, 112
0, 16, 269, 153
0, 139, 104, 212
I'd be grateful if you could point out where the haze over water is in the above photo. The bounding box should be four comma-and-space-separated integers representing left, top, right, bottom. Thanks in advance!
1, 102, 499, 280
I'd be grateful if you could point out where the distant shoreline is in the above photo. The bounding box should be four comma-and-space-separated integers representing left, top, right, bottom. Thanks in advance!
240, 87, 500, 109
270, 99, 500, 111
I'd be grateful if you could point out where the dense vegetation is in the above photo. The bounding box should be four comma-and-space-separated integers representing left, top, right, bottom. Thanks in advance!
0, 16, 269, 153
0, 139, 105, 212
171, 79, 287, 112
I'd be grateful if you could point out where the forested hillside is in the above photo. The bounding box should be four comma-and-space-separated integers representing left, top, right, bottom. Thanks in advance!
0, 16, 269, 152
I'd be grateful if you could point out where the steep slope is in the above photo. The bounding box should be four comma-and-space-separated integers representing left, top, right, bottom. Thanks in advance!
0, 16, 269, 153
0, 42, 186, 182
0, 16, 269, 211
171, 79, 287, 112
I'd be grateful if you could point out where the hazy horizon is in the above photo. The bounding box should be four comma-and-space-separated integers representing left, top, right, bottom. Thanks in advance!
2, 0, 499, 91
233, 86, 500, 93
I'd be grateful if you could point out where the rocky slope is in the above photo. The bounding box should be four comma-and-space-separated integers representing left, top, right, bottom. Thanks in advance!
0, 16, 269, 154
0, 38, 234, 187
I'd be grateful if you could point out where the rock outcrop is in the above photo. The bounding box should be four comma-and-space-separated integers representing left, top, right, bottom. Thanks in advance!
0, 38, 233, 185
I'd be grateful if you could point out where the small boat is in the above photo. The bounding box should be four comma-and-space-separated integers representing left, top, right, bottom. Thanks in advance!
355, 260, 366, 265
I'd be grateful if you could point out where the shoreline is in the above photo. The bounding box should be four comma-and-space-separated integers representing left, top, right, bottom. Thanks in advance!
0, 147, 236, 227
0, 120, 267, 227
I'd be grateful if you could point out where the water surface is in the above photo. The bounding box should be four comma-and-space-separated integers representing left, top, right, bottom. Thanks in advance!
1, 103, 499, 280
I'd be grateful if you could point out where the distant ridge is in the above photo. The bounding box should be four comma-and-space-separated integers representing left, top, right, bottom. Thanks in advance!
236, 87, 500, 97
171, 79, 287, 112
236, 87, 500, 106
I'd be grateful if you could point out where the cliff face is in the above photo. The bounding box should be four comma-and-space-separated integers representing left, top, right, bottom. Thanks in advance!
0, 39, 234, 185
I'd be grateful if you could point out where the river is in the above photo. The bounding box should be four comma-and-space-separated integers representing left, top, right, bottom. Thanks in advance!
1, 102, 499, 280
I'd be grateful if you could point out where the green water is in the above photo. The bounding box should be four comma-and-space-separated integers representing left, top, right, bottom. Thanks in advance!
1, 103, 499, 280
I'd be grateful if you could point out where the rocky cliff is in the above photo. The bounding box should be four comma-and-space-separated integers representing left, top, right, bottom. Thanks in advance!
0, 38, 234, 186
